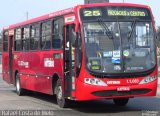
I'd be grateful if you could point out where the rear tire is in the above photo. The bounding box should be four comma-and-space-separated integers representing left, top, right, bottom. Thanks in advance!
113, 98, 129, 106
16, 73, 25, 96
55, 79, 69, 108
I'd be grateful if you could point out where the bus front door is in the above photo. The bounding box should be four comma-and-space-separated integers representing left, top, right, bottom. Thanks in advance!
64, 24, 76, 98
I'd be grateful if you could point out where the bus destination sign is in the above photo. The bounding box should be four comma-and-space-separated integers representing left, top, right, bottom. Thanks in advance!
107, 10, 146, 17
81, 6, 151, 21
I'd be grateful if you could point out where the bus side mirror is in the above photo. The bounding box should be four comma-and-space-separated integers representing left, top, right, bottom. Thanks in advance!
154, 28, 158, 40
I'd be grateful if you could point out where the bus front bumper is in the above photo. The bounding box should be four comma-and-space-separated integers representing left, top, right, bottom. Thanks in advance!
75, 79, 158, 101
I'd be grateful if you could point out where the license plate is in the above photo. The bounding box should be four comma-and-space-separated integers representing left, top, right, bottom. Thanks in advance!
117, 86, 130, 91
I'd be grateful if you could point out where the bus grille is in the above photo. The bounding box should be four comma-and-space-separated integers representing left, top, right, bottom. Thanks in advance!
92, 89, 152, 97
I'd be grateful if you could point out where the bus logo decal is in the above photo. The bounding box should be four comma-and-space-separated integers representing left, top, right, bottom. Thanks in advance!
44, 58, 54, 68
18, 61, 29, 68
107, 81, 121, 85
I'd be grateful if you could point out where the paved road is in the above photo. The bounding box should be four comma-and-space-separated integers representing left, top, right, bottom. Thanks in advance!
0, 76, 160, 116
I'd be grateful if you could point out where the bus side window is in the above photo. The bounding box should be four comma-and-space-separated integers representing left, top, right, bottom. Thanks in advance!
3, 31, 9, 52
14, 28, 21, 51
22, 26, 30, 51
30, 24, 40, 51
41, 20, 51, 50
52, 18, 64, 49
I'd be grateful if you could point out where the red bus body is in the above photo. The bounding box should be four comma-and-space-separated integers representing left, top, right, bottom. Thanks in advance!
2, 3, 158, 104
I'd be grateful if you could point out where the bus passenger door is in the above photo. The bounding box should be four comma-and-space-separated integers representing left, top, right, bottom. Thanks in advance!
64, 24, 76, 98
9, 35, 13, 84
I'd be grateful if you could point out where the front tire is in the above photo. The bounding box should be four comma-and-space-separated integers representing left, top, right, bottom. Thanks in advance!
113, 98, 129, 106
55, 80, 69, 108
16, 73, 25, 96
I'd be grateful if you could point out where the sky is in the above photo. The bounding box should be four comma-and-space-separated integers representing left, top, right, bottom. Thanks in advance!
0, 0, 159, 30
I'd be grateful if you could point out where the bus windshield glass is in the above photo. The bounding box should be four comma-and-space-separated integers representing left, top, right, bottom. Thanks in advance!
80, 6, 156, 74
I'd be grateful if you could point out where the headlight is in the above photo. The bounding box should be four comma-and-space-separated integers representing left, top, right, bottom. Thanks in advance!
139, 76, 157, 84
84, 78, 107, 86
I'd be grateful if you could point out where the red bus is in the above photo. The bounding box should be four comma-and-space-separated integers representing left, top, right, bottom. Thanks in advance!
2, 3, 158, 108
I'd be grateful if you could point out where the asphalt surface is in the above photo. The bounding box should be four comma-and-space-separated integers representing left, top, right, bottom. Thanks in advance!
0, 76, 160, 116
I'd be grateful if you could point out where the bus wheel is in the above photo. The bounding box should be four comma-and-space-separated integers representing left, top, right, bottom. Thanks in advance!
16, 73, 25, 96
113, 98, 129, 106
55, 80, 68, 108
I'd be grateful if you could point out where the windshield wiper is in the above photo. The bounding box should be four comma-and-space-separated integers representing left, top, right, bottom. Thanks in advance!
128, 19, 137, 40
97, 19, 114, 40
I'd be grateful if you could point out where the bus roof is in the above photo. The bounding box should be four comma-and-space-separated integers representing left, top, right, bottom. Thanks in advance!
3, 3, 151, 30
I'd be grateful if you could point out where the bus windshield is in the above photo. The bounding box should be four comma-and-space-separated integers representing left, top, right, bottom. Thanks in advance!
80, 6, 156, 75
83, 21, 156, 74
